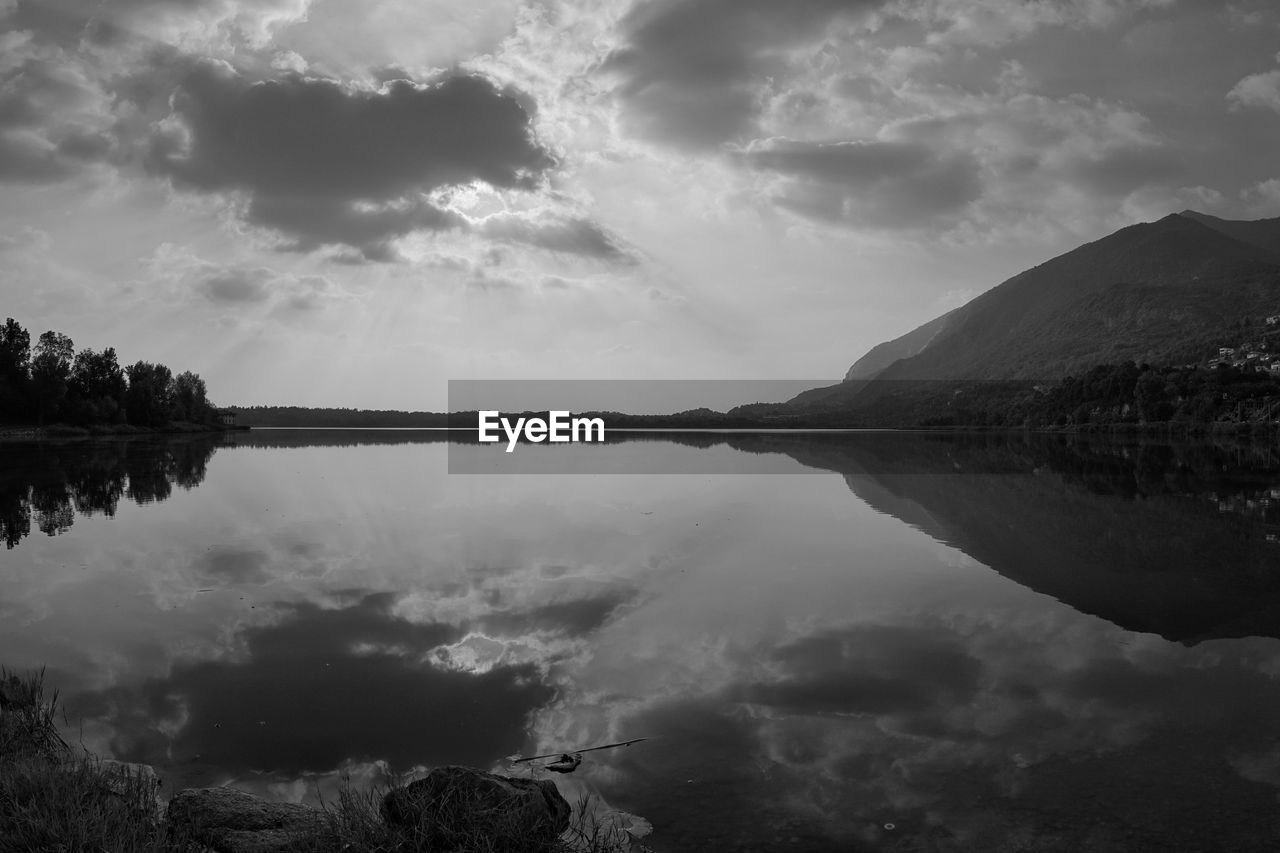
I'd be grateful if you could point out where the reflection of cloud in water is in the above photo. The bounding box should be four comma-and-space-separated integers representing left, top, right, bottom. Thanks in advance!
193, 547, 272, 586
16, 435, 1280, 850
480, 591, 634, 638
601, 698, 826, 851
80, 593, 556, 777
738, 625, 982, 716
567, 617, 1280, 852
389, 577, 642, 675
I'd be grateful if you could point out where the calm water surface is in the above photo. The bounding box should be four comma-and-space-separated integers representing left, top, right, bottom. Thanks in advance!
3, 431, 1280, 852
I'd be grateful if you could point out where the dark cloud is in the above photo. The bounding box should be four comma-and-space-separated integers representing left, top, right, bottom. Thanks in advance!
84, 593, 554, 775
153, 69, 550, 197
0, 134, 77, 183
603, 0, 884, 149
57, 129, 119, 162
0, 29, 115, 184
243, 195, 462, 260
479, 212, 633, 262
147, 64, 556, 260
198, 270, 272, 304
744, 138, 982, 228
164, 255, 340, 313
1062, 147, 1183, 196
2, 2, 83, 47
465, 269, 521, 292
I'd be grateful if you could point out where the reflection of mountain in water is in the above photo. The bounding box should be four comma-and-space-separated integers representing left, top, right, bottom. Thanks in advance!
722, 432, 1280, 644
0, 437, 220, 549
230, 428, 1280, 642
9, 430, 1280, 644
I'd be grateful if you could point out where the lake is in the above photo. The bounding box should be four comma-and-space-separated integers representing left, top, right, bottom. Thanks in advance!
3, 430, 1280, 852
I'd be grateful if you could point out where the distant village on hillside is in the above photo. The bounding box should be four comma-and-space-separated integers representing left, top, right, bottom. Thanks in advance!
1207, 315, 1280, 373
1210, 345, 1280, 373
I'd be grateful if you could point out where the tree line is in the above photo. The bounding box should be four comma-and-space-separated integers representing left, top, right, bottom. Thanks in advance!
0, 317, 220, 429
920, 361, 1280, 430
232, 406, 452, 428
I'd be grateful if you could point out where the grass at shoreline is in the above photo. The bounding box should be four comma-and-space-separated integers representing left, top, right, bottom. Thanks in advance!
0, 755, 195, 853
0, 669, 196, 852
1, 669, 641, 853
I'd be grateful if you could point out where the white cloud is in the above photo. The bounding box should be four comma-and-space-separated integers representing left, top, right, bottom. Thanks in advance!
898, 0, 1177, 48
1119, 184, 1226, 221
274, 0, 522, 79
0, 25, 120, 186
1240, 178, 1280, 216
88, 0, 311, 53
1228, 68, 1280, 112
0, 224, 51, 254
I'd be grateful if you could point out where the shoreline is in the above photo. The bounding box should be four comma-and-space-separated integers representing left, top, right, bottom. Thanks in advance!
3, 421, 1276, 439
0, 423, 247, 441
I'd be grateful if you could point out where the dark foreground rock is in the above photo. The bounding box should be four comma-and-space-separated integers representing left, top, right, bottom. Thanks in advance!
166, 787, 326, 853
96, 759, 163, 820
382, 765, 571, 850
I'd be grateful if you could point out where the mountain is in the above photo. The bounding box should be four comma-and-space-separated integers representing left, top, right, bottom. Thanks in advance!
840, 211, 1280, 385
1180, 209, 1280, 257
843, 310, 956, 380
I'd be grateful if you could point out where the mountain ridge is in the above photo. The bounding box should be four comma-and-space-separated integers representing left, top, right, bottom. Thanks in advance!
839, 211, 1280, 386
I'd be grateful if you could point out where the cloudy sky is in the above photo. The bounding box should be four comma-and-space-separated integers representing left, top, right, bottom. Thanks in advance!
2, 0, 1279, 408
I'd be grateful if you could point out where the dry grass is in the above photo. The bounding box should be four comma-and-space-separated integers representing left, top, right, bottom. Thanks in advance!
0, 755, 204, 853
562, 793, 651, 853
0, 668, 69, 760
0, 669, 200, 852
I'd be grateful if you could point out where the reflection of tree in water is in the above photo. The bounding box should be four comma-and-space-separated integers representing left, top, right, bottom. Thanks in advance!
0, 492, 29, 549
68, 449, 126, 516
711, 430, 1280, 508
0, 437, 220, 549
30, 479, 76, 537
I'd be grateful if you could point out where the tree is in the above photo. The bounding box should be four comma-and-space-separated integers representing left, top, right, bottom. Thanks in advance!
169, 371, 209, 423
30, 331, 74, 424
69, 347, 127, 425
0, 318, 31, 419
125, 361, 173, 428
0, 318, 29, 377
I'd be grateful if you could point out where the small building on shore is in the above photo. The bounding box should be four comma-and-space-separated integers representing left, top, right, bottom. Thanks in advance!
216, 409, 237, 426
